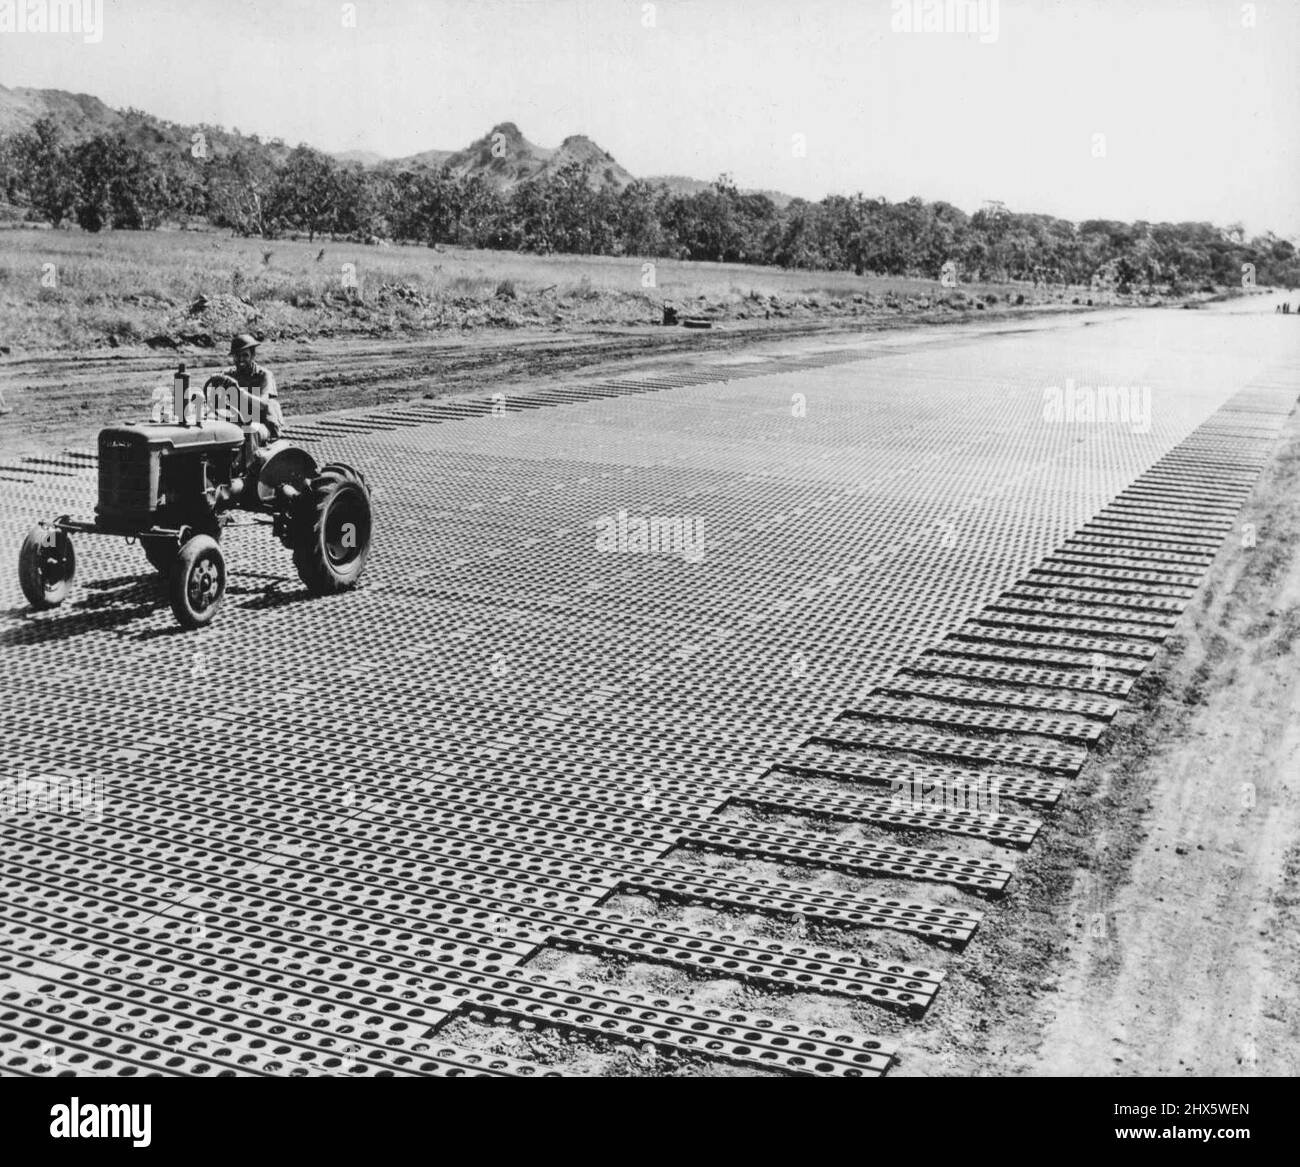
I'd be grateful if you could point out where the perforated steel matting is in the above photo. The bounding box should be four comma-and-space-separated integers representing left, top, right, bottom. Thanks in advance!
2, 311, 1297, 1077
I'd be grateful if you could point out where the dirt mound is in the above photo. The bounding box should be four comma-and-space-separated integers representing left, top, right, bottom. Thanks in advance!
185, 292, 260, 334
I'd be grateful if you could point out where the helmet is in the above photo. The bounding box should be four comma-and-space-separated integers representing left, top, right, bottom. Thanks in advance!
230, 333, 259, 357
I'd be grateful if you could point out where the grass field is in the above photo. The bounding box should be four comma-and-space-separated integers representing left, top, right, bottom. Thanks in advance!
0, 226, 1093, 353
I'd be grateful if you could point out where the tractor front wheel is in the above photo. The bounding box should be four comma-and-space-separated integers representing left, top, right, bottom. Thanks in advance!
169, 534, 226, 629
18, 525, 76, 609
144, 516, 219, 575
290, 463, 373, 595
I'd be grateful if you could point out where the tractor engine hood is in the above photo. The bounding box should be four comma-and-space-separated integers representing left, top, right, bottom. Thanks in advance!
100, 419, 246, 450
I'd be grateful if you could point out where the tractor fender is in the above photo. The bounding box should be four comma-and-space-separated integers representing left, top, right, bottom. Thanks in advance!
255, 441, 319, 506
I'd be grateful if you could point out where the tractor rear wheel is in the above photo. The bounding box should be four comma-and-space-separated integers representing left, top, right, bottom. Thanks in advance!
290, 463, 372, 595
18, 525, 76, 609
169, 534, 226, 629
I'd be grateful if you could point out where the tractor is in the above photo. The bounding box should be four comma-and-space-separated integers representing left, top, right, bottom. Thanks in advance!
17, 369, 373, 629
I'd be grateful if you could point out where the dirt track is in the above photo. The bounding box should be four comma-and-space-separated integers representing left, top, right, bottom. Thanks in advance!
0, 302, 1087, 459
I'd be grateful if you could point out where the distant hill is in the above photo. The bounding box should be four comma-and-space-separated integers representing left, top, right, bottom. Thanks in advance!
0, 83, 292, 165
1, 85, 785, 199
647, 174, 796, 208
0, 85, 124, 139
332, 149, 387, 167
381, 122, 636, 192
381, 147, 454, 170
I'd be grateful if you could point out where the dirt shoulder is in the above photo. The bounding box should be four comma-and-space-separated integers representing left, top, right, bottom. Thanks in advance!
895, 404, 1300, 1078
1028, 411, 1300, 1077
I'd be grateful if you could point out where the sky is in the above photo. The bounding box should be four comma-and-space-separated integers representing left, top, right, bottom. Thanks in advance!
2, 0, 1298, 236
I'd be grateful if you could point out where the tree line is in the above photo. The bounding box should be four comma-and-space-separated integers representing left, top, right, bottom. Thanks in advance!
2, 117, 1297, 291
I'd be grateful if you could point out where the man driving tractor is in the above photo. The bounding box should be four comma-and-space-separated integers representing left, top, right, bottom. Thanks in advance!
205, 333, 284, 442
18, 331, 374, 629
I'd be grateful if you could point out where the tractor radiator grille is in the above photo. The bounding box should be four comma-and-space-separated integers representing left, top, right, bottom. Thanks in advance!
97, 441, 152, 514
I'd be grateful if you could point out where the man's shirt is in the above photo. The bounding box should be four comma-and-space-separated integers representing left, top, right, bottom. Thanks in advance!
222, 362, 283, 439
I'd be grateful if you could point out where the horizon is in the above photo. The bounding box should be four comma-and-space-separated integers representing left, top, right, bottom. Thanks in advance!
1, 0, 1297, 238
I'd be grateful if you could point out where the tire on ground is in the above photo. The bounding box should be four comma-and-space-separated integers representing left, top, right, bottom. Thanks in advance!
290, 463, 373, 595
169, 534, 226, 629
18, 525, 76, 609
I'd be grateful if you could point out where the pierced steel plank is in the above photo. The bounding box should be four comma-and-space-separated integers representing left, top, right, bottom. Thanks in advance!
993, 596, 1183, 624
807, 719, 1089, 774
1002, 586, 1187, 613
521, 911, 944, 1013
621, 862, 983, 946
1113, 492, 1240, 514
952, 622, 1158, 659
767, 746, 1065, 806
1065, 535, 1218, 558
841, 695, 1105, 743
1043, 554, 1209, 579
428, 964, 898, 1076
1098, 504, 1233, 527
1012, 561, 1202, 588
1080, 521, 1223, 548
967, 609, 1172, 642
735, 773, 1042, 848
673, 822, 1016, 894
923, 640, 1147, 673
1023, 571, 1197, 599
904, 654, 1138, 695
873, 674, 1123, 720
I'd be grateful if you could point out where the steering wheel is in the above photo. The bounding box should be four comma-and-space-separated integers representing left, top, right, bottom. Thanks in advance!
202, 375, 242, 422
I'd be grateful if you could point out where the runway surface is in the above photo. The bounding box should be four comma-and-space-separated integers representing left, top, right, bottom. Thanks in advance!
2, 304, 1296, 1076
